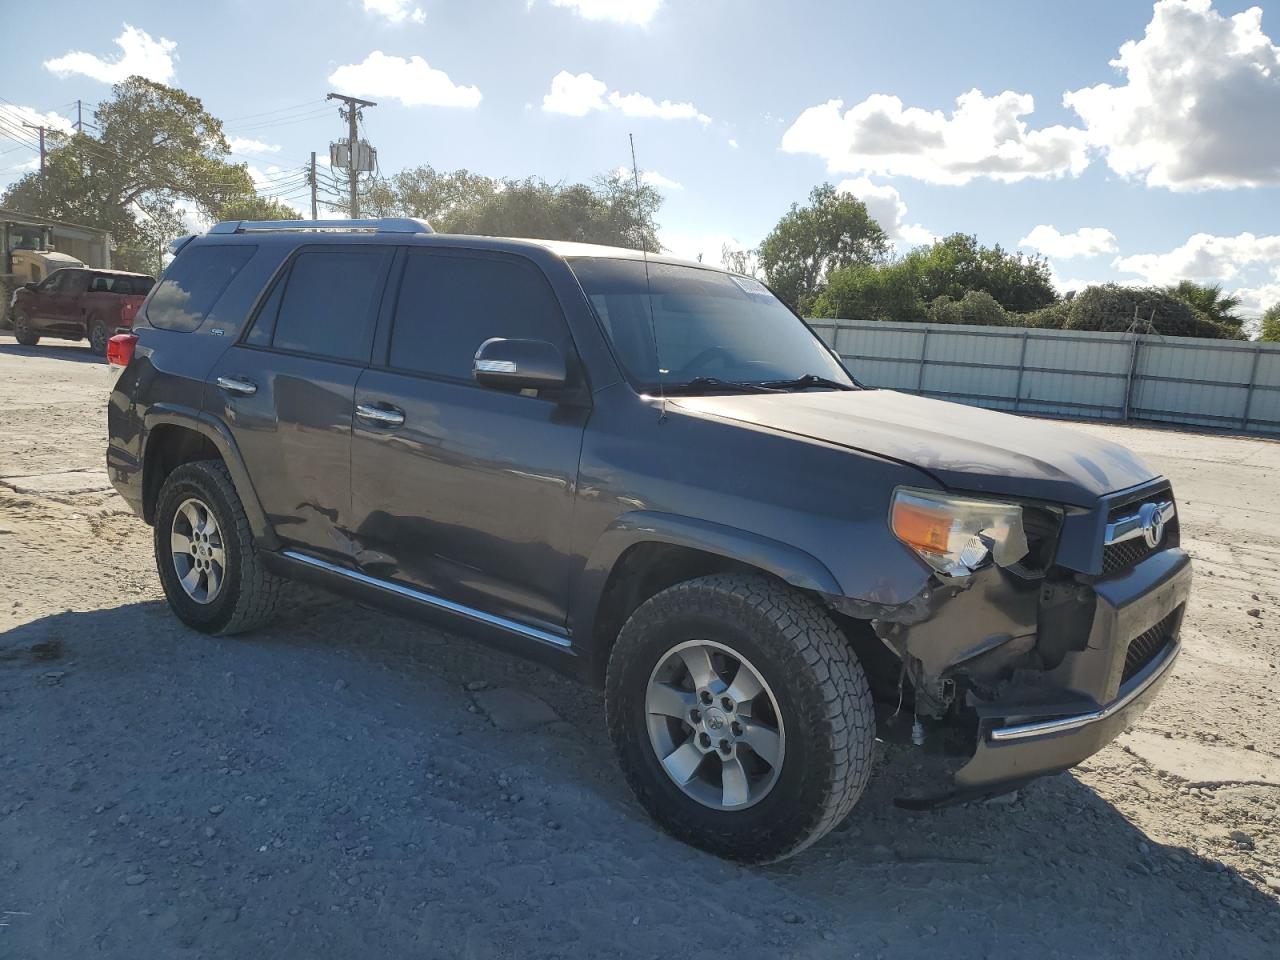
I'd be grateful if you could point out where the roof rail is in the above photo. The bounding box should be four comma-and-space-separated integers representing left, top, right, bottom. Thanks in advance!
208, 218, 433, 235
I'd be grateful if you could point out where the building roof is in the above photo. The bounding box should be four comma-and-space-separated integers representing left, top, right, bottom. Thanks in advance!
0, 207, 110, 239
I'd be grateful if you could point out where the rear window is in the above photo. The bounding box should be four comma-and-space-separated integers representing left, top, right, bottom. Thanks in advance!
90, 274, 155, 296
267, 249, 389, 362
146, 245, 255, 332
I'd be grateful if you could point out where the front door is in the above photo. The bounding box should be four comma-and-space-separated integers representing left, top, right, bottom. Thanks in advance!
349, 248, 588, 634
208, 245, 392, 561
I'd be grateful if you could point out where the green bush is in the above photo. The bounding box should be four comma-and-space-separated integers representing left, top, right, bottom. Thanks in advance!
1065, 284, 1243, 339
1018, 301, 1071, 329
926, 290, 1009, 326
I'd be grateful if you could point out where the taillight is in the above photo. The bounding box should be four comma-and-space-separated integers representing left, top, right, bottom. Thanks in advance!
120, 301, 139, 322
107, 333, 138, 367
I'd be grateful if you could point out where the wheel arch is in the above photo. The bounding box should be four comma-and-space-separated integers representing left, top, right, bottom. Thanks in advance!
141, 409, 278, 550
575, 511, 843, 685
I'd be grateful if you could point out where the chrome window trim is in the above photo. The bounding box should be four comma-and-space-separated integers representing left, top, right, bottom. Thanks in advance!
280, 550, 571, 649
988, 640, 1179, 742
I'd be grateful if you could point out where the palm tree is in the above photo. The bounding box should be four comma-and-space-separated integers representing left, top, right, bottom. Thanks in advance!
1167, 280, 1244, 329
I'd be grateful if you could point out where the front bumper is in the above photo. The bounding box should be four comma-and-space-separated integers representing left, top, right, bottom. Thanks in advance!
902, 546, 1192, 807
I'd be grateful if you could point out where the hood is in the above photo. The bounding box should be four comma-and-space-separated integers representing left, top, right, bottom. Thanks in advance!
671, 389, 1157, 506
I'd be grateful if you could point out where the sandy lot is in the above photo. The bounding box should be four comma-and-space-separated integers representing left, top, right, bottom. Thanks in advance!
2, 336, 1278, 959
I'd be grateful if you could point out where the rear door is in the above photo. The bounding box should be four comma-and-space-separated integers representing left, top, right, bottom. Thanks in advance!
348, 247, 589, 633
208, 245, 392, 561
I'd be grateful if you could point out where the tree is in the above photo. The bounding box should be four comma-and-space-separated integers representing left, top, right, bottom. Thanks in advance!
1063, 284, 1243, 339
214, 196, 302, 222
362, 166, 663, 250
1, 77, 261, 273
720, 243, 758, 277
1261, 303, 1280, 343
901, 233, 1056, 313
811, 261, 924, 322
757, 183, 889, 313
926, 290, 1009, 326
1166, 281, 1244, 329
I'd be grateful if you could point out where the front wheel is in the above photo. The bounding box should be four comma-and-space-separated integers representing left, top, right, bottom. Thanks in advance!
12, 310, 39, 346
606, 574, 876, 863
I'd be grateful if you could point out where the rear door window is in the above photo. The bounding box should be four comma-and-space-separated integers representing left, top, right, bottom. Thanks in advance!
388, 250, 571, 381
147, 245, 256, 332
269, 249, 390, 362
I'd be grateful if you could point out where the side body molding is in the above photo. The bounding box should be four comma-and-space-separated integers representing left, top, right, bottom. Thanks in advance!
572, 510, 842, 657
141, 405, 280, 550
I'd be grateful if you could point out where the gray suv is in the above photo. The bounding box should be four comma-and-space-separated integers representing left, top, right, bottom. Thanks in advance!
107, 218, 1191, 863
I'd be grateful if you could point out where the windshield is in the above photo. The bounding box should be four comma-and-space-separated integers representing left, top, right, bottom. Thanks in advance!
569, 258, 853, 392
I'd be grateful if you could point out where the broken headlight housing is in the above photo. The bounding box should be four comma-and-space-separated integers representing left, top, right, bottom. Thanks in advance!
890, 488, 1030, 577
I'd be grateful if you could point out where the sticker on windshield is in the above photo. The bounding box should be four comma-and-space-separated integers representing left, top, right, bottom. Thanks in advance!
729, 274, 771, 297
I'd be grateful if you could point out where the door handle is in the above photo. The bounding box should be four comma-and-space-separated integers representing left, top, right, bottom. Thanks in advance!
356, 403, 405, 427
216, 376, 258, 397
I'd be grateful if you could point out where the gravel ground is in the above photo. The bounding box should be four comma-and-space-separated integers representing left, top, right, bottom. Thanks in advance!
2, 337, 1278, 959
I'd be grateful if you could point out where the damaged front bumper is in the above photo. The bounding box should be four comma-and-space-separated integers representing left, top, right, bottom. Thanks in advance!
835, 541, 1193, 808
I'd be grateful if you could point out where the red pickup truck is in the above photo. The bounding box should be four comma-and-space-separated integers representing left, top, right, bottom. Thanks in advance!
10, 267, 155, 356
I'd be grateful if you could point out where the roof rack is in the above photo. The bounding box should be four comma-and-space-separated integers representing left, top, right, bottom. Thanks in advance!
208, 218, 433, 235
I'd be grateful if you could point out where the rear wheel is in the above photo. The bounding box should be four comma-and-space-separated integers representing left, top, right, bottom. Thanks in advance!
153, 459, 284, 635
87, 316, 109, 356
12, 310, 38, 346
606, 573, 876, 862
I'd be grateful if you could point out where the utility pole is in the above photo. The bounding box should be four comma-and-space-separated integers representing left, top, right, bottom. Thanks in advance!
21, 123, 46, 173
326, 93, 375, 219
75, 99, 83, 133
309, 151, 318, 220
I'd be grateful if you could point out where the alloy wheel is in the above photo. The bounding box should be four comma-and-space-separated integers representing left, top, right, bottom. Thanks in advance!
170, 497, 227, 604
645, 639, 785, 810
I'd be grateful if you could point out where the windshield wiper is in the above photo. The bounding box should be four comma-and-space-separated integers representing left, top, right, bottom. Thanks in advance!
665, 377, 783, 395
760, 374, 856, 392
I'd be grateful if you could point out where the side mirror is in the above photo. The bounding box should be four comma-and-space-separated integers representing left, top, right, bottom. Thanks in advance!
23, 282, 38, 291
473, 338, 567, 393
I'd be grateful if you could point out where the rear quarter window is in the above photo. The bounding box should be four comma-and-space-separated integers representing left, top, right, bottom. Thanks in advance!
146, 245, 256, 332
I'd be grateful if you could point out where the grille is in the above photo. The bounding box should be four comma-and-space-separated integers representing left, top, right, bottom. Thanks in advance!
1102, 493, 1179, 576
1121, 607, 1181, 685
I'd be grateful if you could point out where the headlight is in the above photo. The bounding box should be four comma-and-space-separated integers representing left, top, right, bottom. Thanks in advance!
890, 488, 1029, 577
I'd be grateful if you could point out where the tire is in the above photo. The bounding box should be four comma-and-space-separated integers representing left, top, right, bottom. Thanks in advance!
12, 310, 39, 346
606, 573, 875, 863
153, 459, 284, 635
87, 315, 109, 356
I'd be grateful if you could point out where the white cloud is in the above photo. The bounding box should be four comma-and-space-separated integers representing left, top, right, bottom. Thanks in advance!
1020, 225, 1118, 259
43, 24, 176, 84
1232, 277, 1280, 319
1064, 0, 1280, 190
613, 166, 682, 189
328, 52, 481, 108
542, 70, 607, 116
1113, 232, 1280, 286
661, 230, 748, 265
727, 138, 739, 149
0, 104, 75, 136
781, 90, 1088, 185
608, 90, 710, 124
835, 177, 935, 250
363, 0, 425, 24
542, 71, 709, 122
550, 0, 662, 26
229, 137, 281, 155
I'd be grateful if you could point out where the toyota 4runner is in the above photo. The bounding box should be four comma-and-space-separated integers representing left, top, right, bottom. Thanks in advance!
106, 218, 1192, 863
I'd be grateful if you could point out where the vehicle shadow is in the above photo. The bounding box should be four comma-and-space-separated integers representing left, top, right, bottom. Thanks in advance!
3, 598, 1277, 959
0, 337, 102, 364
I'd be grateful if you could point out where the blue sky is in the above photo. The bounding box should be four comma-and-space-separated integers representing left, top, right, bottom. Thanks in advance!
2, 0, 1279, 319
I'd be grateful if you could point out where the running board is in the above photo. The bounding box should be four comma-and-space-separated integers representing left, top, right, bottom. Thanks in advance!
279, 550, 572, 650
